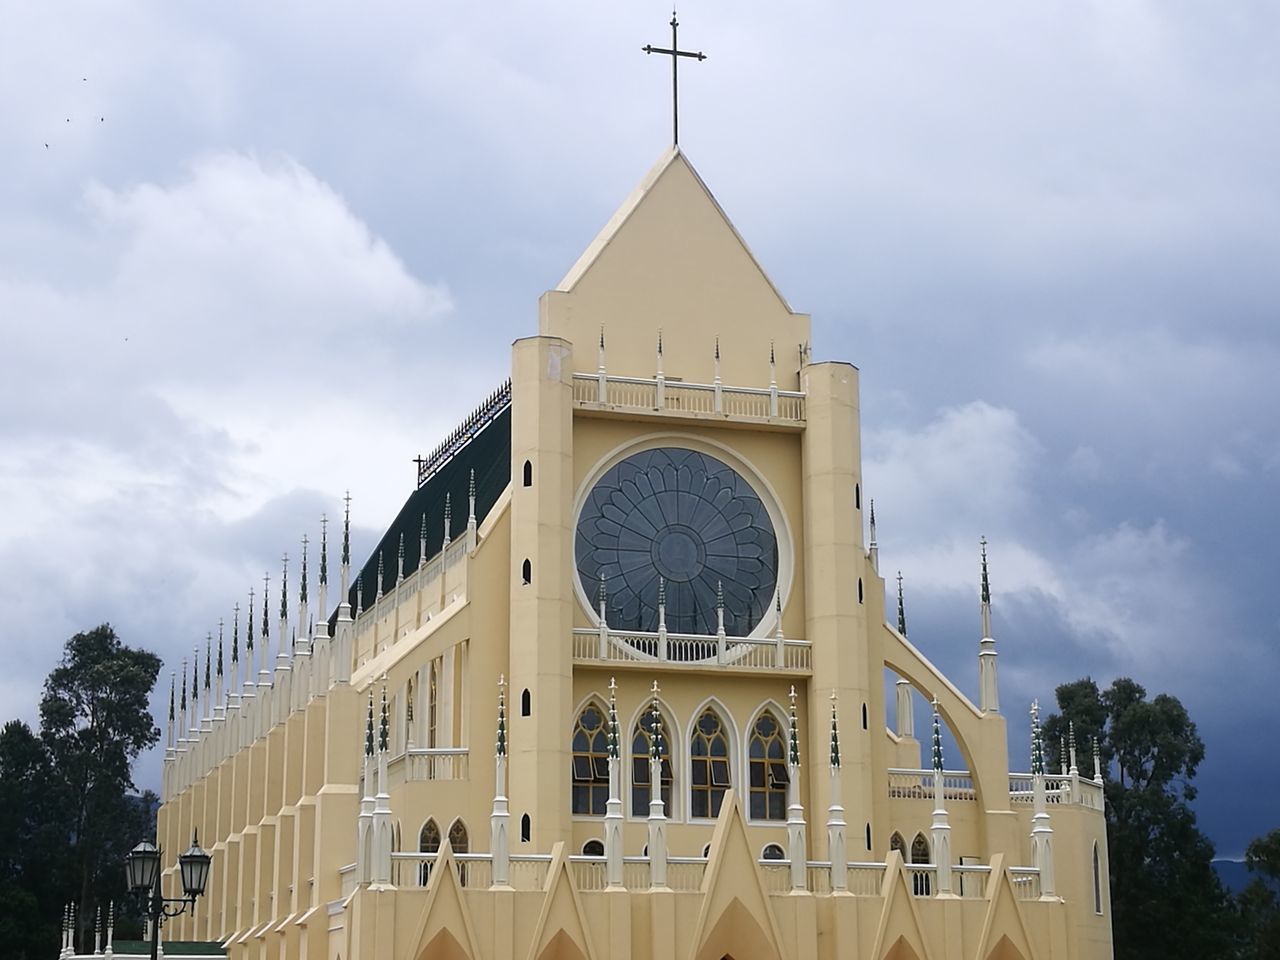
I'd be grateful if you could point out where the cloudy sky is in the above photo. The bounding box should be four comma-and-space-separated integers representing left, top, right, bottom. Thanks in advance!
2, 1, 1276, 858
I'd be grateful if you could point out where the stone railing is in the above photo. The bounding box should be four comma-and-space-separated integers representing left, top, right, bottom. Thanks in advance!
572, 373, 805, 423
887, 768, 977, 801
571, 628, 812, 673
393, 747, 470, 783
1009, 772, 1105, 810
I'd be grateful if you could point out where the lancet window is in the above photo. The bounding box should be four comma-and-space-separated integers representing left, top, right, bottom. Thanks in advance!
419, 819, 441, 886
571, 703, 610, 815
690, 707, 731, 818
631, 711, 673, 816
427, 660, 439, 748
748, 710, 789, 821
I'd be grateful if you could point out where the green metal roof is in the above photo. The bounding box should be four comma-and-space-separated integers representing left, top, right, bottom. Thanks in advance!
337, 390, 512, 618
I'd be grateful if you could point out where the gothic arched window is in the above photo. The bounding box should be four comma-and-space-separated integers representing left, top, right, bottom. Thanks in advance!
520, 814, 531, 842
571, 703, 610, 815
748, 710, 788, 821
419, 819, 441, 886
911, 833, 932, 896
690, 707, 731, 818
448, 819, 469, 854
889, 832, 906, 856
631, 711, 673, 817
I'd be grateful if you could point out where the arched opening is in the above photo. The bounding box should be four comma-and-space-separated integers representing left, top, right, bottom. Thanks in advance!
747, 709, 788, 821
520, 814, 531, 842
419, 819, 441, 886
761, 843, 785, 861
865, 822, 872, 851
858, 578, 863, 603
911, 833, 932, 896
889, 832, 906, 856
522, 558, 532, 584
427, 662, 438, 748
582, 839, 604, 857
702, 842, 713, 858
449, 818, 470, 886
405, 676, 415, 744
631, 711, 673, 817
862, 703, 868, 730
855, 482, 861, 510
523, 459, 533, 487
690, 706, 731, 818
571, 702, 610, 815
521, 688, 532, 717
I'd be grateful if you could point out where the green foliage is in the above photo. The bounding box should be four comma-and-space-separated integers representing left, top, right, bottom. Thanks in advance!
1238, 828, 1280, 960
1046, 677, 1233, 960
0, 624, 161, 959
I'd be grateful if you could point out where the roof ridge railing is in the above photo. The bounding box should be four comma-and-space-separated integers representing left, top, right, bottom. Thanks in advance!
416, 379, 513, 488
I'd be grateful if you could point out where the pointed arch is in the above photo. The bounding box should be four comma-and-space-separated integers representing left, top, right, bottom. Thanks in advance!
1092, 841, 1103, 914
571, 699, 610, 815
910, 833, 930, 864
521, 813, 531, 842
889, 832, 906, 856
910, 833, 932, 896
630, 703, 674, 818
746, 706, 788, 822
689, 702, 733, 818
419, 818, 441, 886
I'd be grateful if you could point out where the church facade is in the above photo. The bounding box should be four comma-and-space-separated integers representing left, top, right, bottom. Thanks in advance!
154, 149, 1114, 960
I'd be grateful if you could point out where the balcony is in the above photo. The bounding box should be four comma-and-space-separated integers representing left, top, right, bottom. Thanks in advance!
571, 373, 805, 426
571, 627, 812, 674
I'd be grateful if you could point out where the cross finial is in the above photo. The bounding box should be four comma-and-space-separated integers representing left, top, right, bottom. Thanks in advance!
319, 514, 328, 586
216, 620, 224, 677
342, 491, 352, 567
642, 7, 707, 146
300, 534, 309, 604
247, 587, 255, 653
169, 672, 175, 722
262, 572, 271, 641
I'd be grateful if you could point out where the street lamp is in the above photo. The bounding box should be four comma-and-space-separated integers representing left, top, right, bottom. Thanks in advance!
125, 832, 211, 960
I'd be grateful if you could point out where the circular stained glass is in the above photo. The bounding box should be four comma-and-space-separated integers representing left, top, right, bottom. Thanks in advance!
575, 447, 779, 637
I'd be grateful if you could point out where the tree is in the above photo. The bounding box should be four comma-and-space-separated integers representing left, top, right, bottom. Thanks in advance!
1045, 677, 1234, 960
0, 624, 161, 958
1238, 828, 1280, 960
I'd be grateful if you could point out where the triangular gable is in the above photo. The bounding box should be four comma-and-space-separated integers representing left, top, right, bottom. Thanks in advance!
525, 842, 599, 960
688, 790, 786, 960
408, 839, 483, 960
869, 850, 933, 960
972, 856, 1040, 960
556, 149, 791, 312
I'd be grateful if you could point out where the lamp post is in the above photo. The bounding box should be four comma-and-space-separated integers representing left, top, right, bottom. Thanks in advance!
125, 832, 211, 960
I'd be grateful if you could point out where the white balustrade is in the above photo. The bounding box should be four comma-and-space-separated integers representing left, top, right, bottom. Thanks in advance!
509, 854, 554, 891
572, 373, 805, 423
955, 864, 992, 898
847, 863, 889, 896
568, 856, 609, 891
1008, 867, 1042, 900
905, 865, 938, 898
665, 856, 707, 892
887, 769, 976, 801
572, 628, 811, 673
402, 748, 470, 782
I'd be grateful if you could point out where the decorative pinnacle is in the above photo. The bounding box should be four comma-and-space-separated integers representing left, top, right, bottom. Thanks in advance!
280, 554, 288, 619
356, 574, 364, 615
980, 536, 991, 606
180, 660, 187, 712
716, 579, 725, 611
1069, 721, 1078, 760
365, 691, 375, 758
262, 573, 270, 642
657, 576, 666, 608
829, 690, 841, 769
897, 571, 907, 637
216, 622, 224, 678
204, 635, 211, 691
869, 499, 877, 544
397, 531, 405, 577
445, 492, 452, 528
376, 551, 384, 597
232, 603, 240, 664
300, 535, 309, 604
378, 681, 390, 754
599, 325, 605, 350
931, 698, 944, 772
788, 685, 800, 767
420, 511, 428, 549
657, 329, 663, 356
247, 588, 255, 653
1059, 737, 1068, 775
770, 339, 776, 365
469, 467, 476, 503
649, 680, 664, 761
342, 492, 351, 567
607, 677, 620, 760
319, 514, 328, 586
1092, 737, 1102, 782
169, 672, 175, 722
191, 653, 199, 706
496, 674, 507, 758
597, 575, 607, 609
714, 335, 720, 361
1030, 700, 1044, 776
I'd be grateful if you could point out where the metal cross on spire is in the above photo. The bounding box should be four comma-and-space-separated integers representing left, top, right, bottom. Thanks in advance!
643, 7, 707, 146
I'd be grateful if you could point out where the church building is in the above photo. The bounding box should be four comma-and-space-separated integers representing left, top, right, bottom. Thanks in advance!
151, 145, 1115, 960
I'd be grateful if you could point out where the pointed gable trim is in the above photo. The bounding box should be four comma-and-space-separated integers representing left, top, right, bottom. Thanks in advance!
555, 148, 794, 313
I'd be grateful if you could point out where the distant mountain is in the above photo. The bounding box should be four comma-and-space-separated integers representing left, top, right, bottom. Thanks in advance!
1213, 859, 1252, 895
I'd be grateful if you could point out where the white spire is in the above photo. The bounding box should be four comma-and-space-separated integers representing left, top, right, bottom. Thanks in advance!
979, 537, 1000, 714
787, 685, 807, 891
